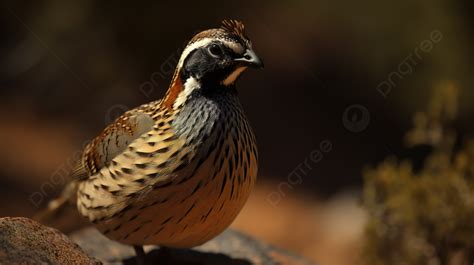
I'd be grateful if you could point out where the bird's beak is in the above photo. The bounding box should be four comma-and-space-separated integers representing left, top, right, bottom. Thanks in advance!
234, 49, 264, 69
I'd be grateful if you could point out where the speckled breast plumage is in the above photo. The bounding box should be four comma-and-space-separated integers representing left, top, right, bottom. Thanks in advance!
76, 88, 258, 247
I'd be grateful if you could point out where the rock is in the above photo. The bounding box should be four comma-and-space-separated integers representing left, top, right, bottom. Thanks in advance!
0, 217, 315, 265
71, 227, 316, 265
0, 217, 100, 264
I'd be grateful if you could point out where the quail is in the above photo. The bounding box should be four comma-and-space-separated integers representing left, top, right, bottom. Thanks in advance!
40, 19, 263, 264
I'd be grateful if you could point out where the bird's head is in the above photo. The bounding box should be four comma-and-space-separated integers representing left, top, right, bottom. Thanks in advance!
178, 19, 263, 85
164, 20, 263, 109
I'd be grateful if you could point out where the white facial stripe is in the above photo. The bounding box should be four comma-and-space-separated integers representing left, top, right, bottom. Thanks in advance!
177, 37, 245, 69
173, 77, 200, 109
177, 38, 213, 69
222, 66, 247, 86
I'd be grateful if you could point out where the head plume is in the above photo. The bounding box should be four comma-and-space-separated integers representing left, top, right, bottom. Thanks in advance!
221, 19, 247, 41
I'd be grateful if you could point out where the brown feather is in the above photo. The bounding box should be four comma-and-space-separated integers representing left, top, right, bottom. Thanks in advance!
163, 76, 184, 110
74, 108, 157, 180
221, 19, 248, 42
221, 19, 246, 39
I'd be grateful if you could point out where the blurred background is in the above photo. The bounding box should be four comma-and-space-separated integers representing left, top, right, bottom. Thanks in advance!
1, 1, 473, 265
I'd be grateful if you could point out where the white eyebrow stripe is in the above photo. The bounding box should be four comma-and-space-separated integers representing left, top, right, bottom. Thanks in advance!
177, 37, 245, 69
177, 38, 213, 69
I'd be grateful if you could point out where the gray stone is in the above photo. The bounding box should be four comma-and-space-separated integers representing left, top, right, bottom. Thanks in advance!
71, 227, 316, 265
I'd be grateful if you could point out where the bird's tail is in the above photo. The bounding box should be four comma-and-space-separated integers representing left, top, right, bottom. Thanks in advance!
33, 180, 78, 223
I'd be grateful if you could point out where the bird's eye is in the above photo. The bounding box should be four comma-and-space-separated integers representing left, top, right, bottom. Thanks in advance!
208, 44, 223, 57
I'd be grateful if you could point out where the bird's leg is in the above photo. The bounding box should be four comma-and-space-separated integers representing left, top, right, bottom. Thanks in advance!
133, 245, 146, 265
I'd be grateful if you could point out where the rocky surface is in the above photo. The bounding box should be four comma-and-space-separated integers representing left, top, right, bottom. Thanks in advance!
0, 217, 99, 264
71, 227, 316, 265
0, 216, 316, 265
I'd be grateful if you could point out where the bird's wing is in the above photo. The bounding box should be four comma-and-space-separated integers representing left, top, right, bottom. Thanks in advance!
71, 108, 156, 180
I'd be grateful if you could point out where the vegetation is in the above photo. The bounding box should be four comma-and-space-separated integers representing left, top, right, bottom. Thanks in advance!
363, 82, 474, 265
